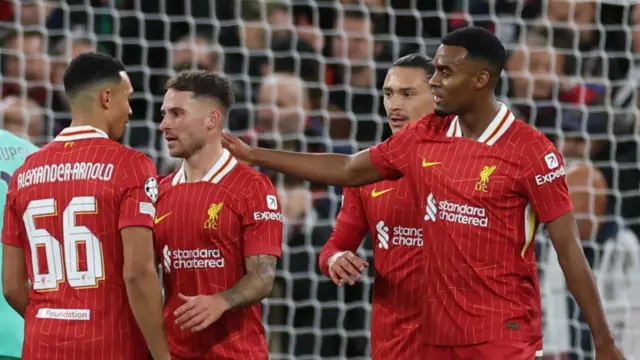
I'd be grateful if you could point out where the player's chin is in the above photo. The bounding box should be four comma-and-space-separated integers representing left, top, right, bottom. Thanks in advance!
167, 147, 185, 158
388, 122, 406, 133
433, 106, 451, 117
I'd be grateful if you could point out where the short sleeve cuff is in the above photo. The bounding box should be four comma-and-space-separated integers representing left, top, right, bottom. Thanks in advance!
119, 215, 154, 230
537, 202, 573, 224
1, 237, 23, 247
244, 245, 282, 258
368, 146, 397, 180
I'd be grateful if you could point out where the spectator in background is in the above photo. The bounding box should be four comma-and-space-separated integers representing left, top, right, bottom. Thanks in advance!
1, 30, 50, 106
4, 0, 90, 45
327, 8, 390, 147
266, 0, 293, 41
49, 35, 96, 133
505, 25, 601, 135
543, 0, 626, 82
613, 4, 640, 108
219, 0, 270, 109
256, 73, 309, 136
0, 96, 45, 144
170, 34, 219, 73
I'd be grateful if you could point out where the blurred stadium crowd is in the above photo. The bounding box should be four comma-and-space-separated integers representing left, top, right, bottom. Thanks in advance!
1, 0, 640, 359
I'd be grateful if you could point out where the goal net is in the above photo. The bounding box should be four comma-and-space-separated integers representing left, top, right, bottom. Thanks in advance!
2, 0, 640, 359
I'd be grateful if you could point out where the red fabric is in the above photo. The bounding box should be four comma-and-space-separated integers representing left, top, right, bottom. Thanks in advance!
0, 0, 12, 21
155, 164, 282, 359
369, 112, 572, 345
560, 85, 600, 104
423, 339, 541, 360
2, 135, 157, 360
319, 176, 424, 359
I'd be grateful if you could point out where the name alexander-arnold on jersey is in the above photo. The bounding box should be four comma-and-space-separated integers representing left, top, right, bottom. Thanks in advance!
17, 162, 114, 190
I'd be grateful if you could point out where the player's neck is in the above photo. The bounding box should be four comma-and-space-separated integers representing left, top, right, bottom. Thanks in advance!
457, 98, 501, 141
69, 111, 110, 135
183, 142, 224, 182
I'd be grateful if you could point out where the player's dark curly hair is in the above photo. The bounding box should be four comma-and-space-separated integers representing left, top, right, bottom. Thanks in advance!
63, 52, 125, 98
392, 53, 434, 78
165, 70, 235, 111
441, 26, 506, 77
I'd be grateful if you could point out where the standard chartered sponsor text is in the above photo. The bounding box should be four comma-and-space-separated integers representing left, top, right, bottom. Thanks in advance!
17, 162, 114, 189
172, 248, 225, 269
392, 226, 423, 246
438, 200, 488, 227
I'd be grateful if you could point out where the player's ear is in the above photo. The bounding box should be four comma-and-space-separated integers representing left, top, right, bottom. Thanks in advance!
474, 70, 491, 90
99, 88, 112, 110
206, 108, 221, 130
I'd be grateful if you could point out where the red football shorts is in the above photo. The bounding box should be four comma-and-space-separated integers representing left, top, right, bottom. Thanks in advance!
424, 340, 543, 360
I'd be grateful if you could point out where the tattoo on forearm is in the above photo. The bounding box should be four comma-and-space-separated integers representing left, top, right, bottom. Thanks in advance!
221, 255, 277, 309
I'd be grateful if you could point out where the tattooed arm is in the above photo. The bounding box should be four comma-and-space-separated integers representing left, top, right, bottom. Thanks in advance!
220, 254, 277, 309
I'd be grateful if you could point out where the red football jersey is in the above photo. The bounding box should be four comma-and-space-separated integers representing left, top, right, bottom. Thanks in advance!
319, 177, 424, 359
369, 103, 573, 346
154, 149, 283, 360
1, 126, 158, 360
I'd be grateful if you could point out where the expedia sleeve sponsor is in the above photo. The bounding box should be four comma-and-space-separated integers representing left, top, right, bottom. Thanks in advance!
534, 166, 566, 186
253, 211, 283, 222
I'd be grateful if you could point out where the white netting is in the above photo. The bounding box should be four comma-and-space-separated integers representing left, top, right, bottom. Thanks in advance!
1, 0, 640, 359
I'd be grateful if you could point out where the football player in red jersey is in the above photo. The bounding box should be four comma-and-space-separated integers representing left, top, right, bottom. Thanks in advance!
222, 27, 624, 360
1, 53, 170, 360
318, 53, 434, 359
154, 70, 283, 360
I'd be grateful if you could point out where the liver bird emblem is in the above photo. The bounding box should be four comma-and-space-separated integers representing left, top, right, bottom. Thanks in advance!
204, 202, 224, 229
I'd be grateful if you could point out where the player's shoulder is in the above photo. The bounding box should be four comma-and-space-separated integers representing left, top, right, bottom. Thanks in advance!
230, 163, 275, 190
413, 112, 456, 136
159, 170, 178, 188
114, 144, 153, 161
508, 119, 556, 152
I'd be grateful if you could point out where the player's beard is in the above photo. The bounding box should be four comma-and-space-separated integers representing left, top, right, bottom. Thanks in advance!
434, 107, 451, 117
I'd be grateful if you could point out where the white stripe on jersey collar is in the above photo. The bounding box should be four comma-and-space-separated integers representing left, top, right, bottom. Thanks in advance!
446, 102, 516, 146
54, 125, 109, 142
172, 148, 238, 185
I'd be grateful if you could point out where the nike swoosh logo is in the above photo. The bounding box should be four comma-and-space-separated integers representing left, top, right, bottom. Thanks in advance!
371, 188, 394, 198
422, 160, 441, 168
154, 212, 172, 224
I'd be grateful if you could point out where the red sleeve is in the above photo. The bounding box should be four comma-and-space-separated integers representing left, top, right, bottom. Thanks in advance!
369, 121, 419, 180
2, 182, 24, 248
241, 174, 283, 258
318, 187, 369, 277
118, 153, 159, 230
520, 138, 573, 223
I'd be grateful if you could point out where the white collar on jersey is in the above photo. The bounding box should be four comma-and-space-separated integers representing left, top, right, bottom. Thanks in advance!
446, 102, 515, 146
53, 125, 109, 142
172, 148, 238, 185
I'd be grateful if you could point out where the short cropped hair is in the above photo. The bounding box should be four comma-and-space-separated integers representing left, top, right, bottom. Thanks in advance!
165, 70, 235, 111
441, 26, 506, 76
63, 52, 125, 97
392, 53, 434, 77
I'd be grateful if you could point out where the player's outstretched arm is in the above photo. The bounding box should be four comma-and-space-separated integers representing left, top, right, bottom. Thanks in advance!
547, 214, 622, 359
319, 187, 369, 286
222, 132, 384, 187
1, 244, 29, 317
122, 227, 170, 360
